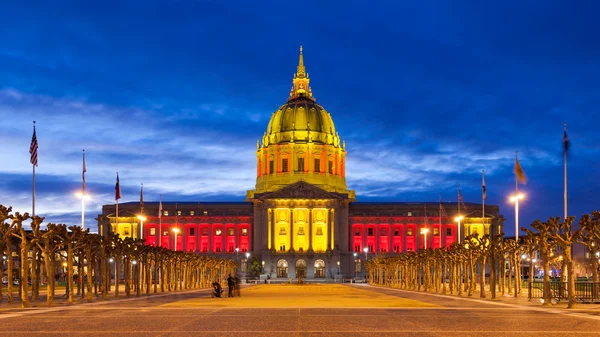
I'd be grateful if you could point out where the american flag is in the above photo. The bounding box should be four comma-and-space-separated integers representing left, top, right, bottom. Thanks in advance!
29, 126, 38, 167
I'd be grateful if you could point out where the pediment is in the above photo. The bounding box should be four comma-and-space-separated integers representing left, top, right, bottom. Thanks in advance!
259, 181, 343, 200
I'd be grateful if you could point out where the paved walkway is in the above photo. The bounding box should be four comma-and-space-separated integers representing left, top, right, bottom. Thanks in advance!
0, 284, 599, 336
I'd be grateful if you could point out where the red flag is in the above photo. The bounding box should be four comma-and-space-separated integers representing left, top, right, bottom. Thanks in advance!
115, 173, 122, 200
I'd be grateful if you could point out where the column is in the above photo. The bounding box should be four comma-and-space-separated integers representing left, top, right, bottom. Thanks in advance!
375, 225, 380, 253
209, 222, 213, 254
290, 209, 294, 251
235, 223, 239, 251
402, 225, 407, 253
271, 209, 275, 250
327, 210, 331, 251
330, 208, 335, 251
389, 226, 393, 253
363, 224, 367, 251
193, 224, 198, 252
308, 208, 313, 251
267, 208, 272, 250
183, 226, 187, 252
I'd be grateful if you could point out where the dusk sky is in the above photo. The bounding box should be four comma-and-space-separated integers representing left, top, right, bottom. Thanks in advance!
1, 1, 599, 234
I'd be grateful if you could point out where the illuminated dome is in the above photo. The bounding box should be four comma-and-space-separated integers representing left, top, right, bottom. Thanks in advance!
249, 46, 354, 198
265, 96, 340, 146
262, 46, 340, 147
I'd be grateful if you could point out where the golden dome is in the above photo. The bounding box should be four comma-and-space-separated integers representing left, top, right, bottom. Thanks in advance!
263, 47, 341, 147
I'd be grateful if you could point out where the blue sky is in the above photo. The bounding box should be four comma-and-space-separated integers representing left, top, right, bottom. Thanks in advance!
1, 1, 599, 234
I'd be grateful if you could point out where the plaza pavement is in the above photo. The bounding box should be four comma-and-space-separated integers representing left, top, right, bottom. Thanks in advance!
0, 284, 600, 336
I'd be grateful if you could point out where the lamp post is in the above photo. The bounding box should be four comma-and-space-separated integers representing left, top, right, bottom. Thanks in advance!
75, 192, 90, 230
137, 215, 146, 243
454, 216, 463, 243
261, 260, 265, 274
353, 252, 358, 279
420, 228, 429, 249
510, 193, 525, 241
337, 260, 340, 275
172, 227, 180, 251
363, 247, 368, 261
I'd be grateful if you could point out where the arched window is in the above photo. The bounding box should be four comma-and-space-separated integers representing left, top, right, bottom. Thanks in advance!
241, 258, 247, 273
314, 259, 325, 278
296, 259, 306, 278
277, 259, 288, 278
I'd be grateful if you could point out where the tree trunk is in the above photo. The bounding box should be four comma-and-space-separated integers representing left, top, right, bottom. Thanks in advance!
100, 247, 107, 300
86, 246, 93, 302
67, 244, 74, 303
528, 260, 534, 300
31, 246, 39, 300
565, 246, 576, 309
43, 248, 54, 305
592, 253, 599, 301
20, 242, 30, 307
542, 255, 551, 305
480, 256, 486, 298
115, 256, 120, 297
6, 245, 14, 303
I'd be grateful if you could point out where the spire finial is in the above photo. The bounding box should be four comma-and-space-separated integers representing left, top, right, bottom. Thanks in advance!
297, 45, 305, 77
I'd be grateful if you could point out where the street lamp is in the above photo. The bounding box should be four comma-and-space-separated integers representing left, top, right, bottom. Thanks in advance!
337, 260, 340, 275
261, 260, 265, 274
75, 192, 90, 230
510, 193, 525, 241
353, 252, 358, 279
420, 228, 429, 249
245, 252, 250, 259
363, 247, 368, 261
236, 247, 239, 259
137, 215, 147, 242
454, 216, 464, 243
172, 227, 180, 251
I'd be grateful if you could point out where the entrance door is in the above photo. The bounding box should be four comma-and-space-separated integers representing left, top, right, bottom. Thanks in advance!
314, 259, 325, 278
296, 259, 306, 278
277, 259, 288, 278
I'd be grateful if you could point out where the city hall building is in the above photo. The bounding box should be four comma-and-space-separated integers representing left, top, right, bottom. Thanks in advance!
100, 48, 502, 279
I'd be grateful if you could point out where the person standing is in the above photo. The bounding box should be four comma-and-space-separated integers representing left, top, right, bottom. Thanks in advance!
227, 274, 234, 298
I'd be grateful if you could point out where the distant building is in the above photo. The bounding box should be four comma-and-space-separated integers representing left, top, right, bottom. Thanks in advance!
99, 48, 502, 279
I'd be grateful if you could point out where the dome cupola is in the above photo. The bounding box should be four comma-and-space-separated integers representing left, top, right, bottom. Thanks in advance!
248, 47, 353, 198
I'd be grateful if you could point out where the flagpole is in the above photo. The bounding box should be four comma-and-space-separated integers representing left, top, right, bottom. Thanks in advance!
564, 123, 567, 220
81, 149, 85, 230
482, 170, 485, 230
457, 184, 460, 243
439, 195, 442, 248
32, 121, 36, 218
116, 172, 119, 234
515, 151, 519, 241
159, 194, 162, 247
